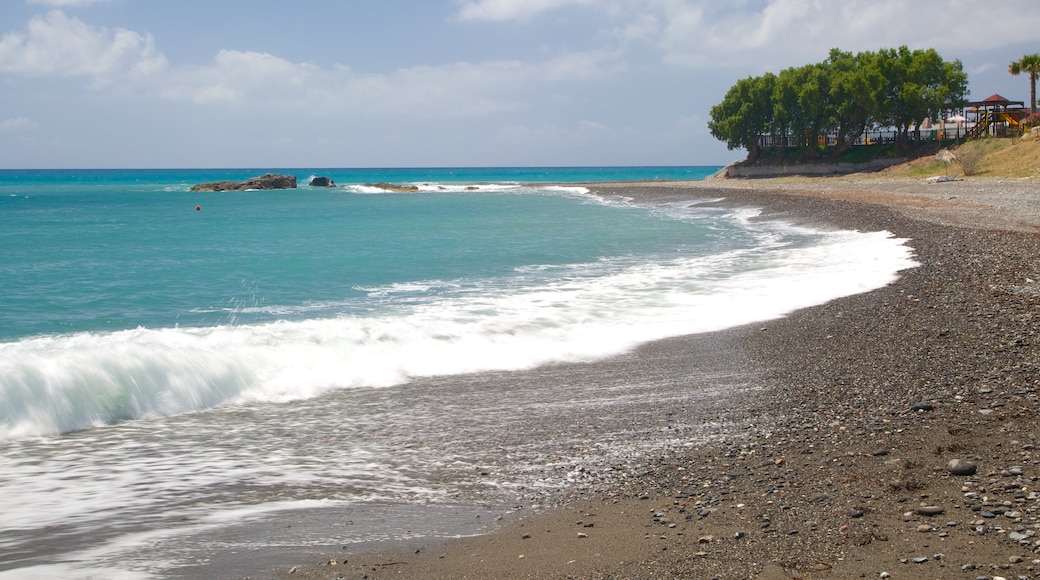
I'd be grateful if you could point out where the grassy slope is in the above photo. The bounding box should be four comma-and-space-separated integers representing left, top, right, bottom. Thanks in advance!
879, 132, 1040, 178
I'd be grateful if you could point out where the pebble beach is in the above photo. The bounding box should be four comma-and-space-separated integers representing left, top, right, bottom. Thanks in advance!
280, 175, 1040, 580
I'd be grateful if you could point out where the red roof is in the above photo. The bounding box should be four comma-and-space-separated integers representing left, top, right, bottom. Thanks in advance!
966, 93, 1025, 108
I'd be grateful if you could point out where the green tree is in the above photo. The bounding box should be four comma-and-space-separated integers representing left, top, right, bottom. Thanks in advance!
875, 46, 966, 151
707, 74, 775, 163
1008, 53, 1040, 114
773, 63, 831, 160
826, 49, 882, 157
707, 45, 967, 161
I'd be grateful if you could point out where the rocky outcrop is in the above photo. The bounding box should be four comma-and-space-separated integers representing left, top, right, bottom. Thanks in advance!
190, 173, 297, 192
365, 182, 420, 193
309, 176, 335, 187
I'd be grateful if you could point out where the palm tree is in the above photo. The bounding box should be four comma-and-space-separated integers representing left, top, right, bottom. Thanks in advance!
1008, 53, 1040, 114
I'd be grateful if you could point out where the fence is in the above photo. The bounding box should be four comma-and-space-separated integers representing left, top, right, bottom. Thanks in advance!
757, 125, 970, 149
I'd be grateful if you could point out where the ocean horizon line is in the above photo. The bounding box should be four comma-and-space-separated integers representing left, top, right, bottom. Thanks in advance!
0, 164, 725, 171
0, 165, 726, 187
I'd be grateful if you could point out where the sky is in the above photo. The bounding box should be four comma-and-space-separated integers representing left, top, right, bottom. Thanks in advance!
1, 0, 1039, 169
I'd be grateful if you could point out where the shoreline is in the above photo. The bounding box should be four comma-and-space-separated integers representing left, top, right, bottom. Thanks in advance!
278, 176, 1040, 579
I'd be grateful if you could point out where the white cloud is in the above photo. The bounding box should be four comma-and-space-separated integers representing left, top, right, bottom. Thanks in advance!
155, 51, 526, 116
152, 46, 626, 119
0, 9, 633, 120
0, 116, 37, 132
27, 0, 113, 5
158, 50, 317, 105
656, 0, 1040, 66
0, 10, 167, 84
455, 0, 1040, 69
542, 49, 624, 81
455, 0, 599, 21
343, 50, 626, 116
605, 13, 661, 45
8, 1, 1033, 122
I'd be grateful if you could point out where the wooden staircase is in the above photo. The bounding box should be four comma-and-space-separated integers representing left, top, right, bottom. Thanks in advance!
967, 116, 990, 139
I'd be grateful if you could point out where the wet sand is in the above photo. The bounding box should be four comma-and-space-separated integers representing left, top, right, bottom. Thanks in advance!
277, 176, 1040, 579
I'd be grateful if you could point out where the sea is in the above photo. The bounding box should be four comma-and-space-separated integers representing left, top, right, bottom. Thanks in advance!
0, 166, 918, 578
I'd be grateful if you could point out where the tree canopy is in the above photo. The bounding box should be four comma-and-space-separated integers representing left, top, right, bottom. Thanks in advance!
708, 47, 968, 163
1008, 53, 1040, 115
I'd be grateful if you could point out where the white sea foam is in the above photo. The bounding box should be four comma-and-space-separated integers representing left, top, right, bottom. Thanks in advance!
542, 185, 590, 195
0, 213, 917, 577
0, 218, 917, 441
0, 498, 347, 580
345, 182, 524, 194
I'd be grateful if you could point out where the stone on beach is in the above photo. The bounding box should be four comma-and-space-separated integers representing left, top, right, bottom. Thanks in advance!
947, 459, 978, 476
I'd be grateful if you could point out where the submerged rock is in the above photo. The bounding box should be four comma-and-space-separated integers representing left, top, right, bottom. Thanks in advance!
365, 182, 420, 193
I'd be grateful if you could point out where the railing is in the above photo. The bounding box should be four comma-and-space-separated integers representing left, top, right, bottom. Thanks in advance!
757, 127, 963, 149
967, 117, 990, 139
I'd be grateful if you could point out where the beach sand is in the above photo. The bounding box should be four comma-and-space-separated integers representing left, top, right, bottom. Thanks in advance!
278, 176, 1040, 579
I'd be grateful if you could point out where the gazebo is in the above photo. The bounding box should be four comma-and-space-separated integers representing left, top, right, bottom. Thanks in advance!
965, 94, 1027, 137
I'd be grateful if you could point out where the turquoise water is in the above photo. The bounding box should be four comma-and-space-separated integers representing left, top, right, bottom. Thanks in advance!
0, 167, 919, 578
0, 167, 720, 340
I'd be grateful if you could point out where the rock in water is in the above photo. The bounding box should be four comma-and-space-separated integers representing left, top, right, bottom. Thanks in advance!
365, 182, 420, 193
309, 176, 335, 187
190, 173, 297, 191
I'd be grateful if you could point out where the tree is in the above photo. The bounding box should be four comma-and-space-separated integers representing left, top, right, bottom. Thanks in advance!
707, 46, 967, 161
873, 47, 966, 152
1008, 53, 1040, 114
826, 49, 882, 158
707, 74, 775, 163
773, 63, 831, 160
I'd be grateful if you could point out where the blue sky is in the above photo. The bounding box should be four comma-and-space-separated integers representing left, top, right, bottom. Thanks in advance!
2, 0, 1039, 168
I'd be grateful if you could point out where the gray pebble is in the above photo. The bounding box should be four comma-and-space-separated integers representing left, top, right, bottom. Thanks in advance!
917, 505, 945, 516
947, 459, 978, 476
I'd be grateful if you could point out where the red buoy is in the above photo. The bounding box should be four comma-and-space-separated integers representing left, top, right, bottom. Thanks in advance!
195, 205, 201, 211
